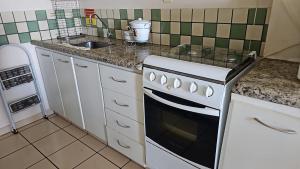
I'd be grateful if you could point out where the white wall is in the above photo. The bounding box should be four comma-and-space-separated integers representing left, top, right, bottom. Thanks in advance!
79, 0, 273, 9
0, 0, 52, 12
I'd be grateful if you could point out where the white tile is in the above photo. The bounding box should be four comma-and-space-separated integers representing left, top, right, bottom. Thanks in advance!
127, 9, 134, 20
192, 9, 204, 22
113, 9, 120, 19
50, 29, 58, 39
74, 18, 81, 27
192, 23, 203, 36
171, 9, 180, 21
7, 34, 20, 43
0, 24, 5, 35
108, 19, 114, 28
16, 22, 28, 33
25, 11, 37, 21
161, 9, 170, 21
46, 10, 56, 19
246, 25, 263, 40
38, 20, 49, 30
13, 11, 26, 22
64, 9, 73, 18
115, 30, 122, 39
143, 9, 151, 20
68, 27, 77, 36
229, 39, 244, 50
40, 30, 51, 40
171, 22, 180, 34
217, 24, 231, 38
57, 19, 66, 29
121, 20, 128, 30
151, 21, 160, 33
95, 9, 101, 18
232, 8, 248, 23
1, 12, 14, 23
203, 37, 215, 47
107, 9, 114, 18
96, 19, 103, 27
100, 9, 107, 18
161, 34, 170, 45
152, 33, 160, 44
30, 32, 41, 40
218, 8, 232, 23
181, 9, 192, 22
75, 27, 82, 35
204, 9, 218, 23
180, 35, 191, 44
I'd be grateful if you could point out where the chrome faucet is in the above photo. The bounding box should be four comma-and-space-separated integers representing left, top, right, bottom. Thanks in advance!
89, 13, 112, 40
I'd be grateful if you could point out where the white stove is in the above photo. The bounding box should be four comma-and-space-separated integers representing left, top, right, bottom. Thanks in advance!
142, 47, 256, 169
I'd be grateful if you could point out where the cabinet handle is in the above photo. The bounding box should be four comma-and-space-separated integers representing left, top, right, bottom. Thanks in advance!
57, 59, 69, 63
114, 99, 129, 107
117, 139, 130, 149
253, 117, 297, 134
41, 54, 50, 57
116, 120, 130, 128
110, 76, 127, 83
75, 63, 88, 68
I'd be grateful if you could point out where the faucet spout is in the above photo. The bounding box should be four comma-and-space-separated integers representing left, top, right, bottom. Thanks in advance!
89, 13, 111, 38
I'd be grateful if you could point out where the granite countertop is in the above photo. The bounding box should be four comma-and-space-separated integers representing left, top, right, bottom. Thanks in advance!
233, 59, 300, 109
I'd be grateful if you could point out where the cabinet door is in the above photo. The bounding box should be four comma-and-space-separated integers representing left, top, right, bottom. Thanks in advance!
36, 48, 64, 116
53, 54, 84, 128
221, 100, 300, 169
73, 58, 106, 141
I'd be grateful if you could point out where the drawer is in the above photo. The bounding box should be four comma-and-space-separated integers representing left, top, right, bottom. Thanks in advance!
106, 109, 144, 144
103, 89, 144, 123
99, 64, 142, 99
107, 127, 145, 166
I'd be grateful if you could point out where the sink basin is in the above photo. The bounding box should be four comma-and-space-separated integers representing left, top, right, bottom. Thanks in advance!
71, 41, 112, 49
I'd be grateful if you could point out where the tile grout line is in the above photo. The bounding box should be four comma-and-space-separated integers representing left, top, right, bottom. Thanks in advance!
0, 142, 31, 160
71, 152, 97, 169
96, 150, 129, 169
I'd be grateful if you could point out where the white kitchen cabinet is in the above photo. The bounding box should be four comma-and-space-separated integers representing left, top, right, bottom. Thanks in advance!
73, 58, 106, 142
220, 94, 300, 169
53, 53, 84, 128
36, 48, 64, 117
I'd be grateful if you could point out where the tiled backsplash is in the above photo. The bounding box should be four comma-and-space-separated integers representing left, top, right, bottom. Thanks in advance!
0, 9, 82, 45
83, 8, 270, 55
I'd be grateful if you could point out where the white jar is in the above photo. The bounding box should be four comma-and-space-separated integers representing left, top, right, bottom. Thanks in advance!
129, 18, 151, 43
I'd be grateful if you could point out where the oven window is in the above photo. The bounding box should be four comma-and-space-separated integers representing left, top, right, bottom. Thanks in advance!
144, 92, 219, 169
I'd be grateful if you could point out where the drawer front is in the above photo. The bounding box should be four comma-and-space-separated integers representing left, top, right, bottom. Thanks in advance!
99, 64, 142, 99
103, 89, 144, 123
106, 109, 144, 144
107, 127, 145, 166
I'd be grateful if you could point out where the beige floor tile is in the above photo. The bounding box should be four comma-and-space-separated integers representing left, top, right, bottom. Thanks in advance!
0, 134, 29, 158
49, 115, 71, 128
99, 147, 129, 167
48, 140, 94, 169
122, 161, 144, 169
33, 130, 76, 156
27, 159, 57, 169
18, 118, 47, 131
21, 121, 60, 143
0, 132, 14, 141
64, 125, 87, 139
80, 135, 106, 152
0, 145, 44, 169
74, 154, 118, 169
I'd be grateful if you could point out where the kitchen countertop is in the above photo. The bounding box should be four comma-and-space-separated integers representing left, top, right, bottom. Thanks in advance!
232, 59, 300, 109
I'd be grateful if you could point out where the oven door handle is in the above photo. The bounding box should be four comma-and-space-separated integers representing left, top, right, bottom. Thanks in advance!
144, 88, 219, 117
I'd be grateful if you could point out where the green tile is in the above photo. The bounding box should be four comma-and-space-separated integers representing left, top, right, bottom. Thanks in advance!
215, 38, 229, 48
109, 28, 116, 39
230, 24, 247, 39
0, 35, 8, 46
19, 33, 31, 43
160, 21, 170, 34
66, 18, 75, 28
72, 9, 81, 18
120, 9, 128, 20
191, 36, 203, 45
262, 24, 268, 42
250, 40, 261, 54
203, 23, 217, 37
247, 8, 256, 24
48, 19, 58, 30
170, 34, 180, 47
27, 21, 39, 32
101, 18, 108, 28
114, 19, 121, 29
3, 23, 18, 34
134, 9, 143, 19
180, 22, 192, 36
81, 17, 86, 26
151, 9, 161, 21
55, 9, 65, 19
255, 8, 267, 25
97, 27, 104, 37
243, 40, 250, 50
35, 10, 47, 21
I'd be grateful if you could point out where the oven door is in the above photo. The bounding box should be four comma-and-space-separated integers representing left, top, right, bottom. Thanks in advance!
144, 88, 220, 169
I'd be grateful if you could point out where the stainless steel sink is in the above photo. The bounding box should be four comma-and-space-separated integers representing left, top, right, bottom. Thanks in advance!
71, 41, 112, 49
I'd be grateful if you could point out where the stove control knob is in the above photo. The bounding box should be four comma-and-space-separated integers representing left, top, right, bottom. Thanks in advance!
149, 72, 156, 81
205, 86, 214, 97
189, 82, 198, 93
173, 78, 182, 88
160, 75, 167, 85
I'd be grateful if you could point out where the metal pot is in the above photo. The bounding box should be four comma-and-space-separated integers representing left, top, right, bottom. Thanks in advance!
129, 18, 151, 43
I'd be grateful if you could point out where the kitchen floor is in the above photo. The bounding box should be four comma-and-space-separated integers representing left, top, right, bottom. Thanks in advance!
0, 114, 144, 169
